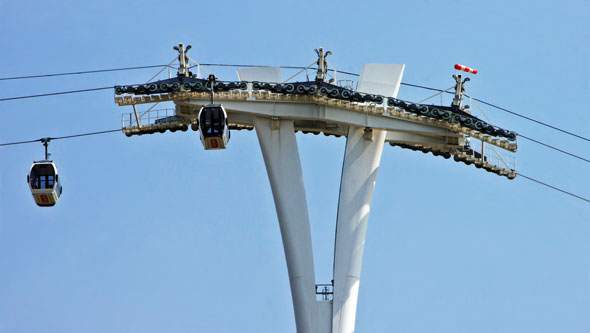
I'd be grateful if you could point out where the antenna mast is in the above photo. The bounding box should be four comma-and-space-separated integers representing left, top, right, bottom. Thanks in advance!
452, 63, 478, 110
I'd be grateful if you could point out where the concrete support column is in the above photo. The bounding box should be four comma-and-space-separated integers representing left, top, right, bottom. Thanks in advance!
332, 126, 386, 333
254, 117, 319, 333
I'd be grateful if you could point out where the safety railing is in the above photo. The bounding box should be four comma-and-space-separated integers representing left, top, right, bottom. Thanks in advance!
121, 108, 185, 129
467, 138, 516, 172
316, 284, 334, 301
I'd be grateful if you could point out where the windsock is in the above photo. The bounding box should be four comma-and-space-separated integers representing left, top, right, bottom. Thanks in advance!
454, 64, 478, 74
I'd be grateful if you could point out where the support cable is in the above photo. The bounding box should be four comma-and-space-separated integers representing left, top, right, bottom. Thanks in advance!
518, 173, 590, 203
0, 86, 113, 102
0, 62, 588, 142
199, 64, 590, 142
283, 61, 317, 83
0, 65, 172, 81
193, 63, 312, 71
406, 81, 587, 142
0, 129, 120, 147
464, 87, 495, 125
144, 58, 177, 83
467, 95, 590, 142
415, 85, 455, 104
519, 134, 590, 163
187, 56, 213, 77
198, 64, 590, 142
1, 130, 588, 204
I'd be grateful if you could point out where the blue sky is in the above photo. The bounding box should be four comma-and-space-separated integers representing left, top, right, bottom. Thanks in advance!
0, 1, 588, 332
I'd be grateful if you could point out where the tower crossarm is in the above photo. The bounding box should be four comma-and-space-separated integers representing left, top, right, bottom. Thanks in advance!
114, 77, 518, 148
114, 77, 518, 179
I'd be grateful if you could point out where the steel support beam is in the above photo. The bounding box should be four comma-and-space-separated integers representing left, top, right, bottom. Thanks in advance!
177, 99, 458, 138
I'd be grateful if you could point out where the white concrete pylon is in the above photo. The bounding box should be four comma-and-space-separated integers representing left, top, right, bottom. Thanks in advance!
332, 64, 404, 333
253, 117, 318, 333
332, 126, 386, 333
253, 64, 404, 333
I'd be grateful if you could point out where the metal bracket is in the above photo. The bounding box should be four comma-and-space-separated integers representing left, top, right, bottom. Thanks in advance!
314, 47, 332, 82
363, 127, 374, 141
315, 284, 334, 301
451, 74, 471, 111
40, 138, 51, 160
173, 43, 192, 77
271, 117, 280, 130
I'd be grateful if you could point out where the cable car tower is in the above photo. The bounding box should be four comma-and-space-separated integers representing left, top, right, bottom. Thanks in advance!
114, 44, 518, 333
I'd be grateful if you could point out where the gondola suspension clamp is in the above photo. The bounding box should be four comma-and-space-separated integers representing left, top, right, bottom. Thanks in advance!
40, 137, 51, 160
208, 74, 216, 104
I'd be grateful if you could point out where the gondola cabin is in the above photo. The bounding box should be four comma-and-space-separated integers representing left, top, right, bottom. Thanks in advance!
198, 104, 230, 150
27, 161, 62, 207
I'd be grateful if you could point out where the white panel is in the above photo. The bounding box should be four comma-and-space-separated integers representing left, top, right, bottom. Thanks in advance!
237, 66, 283, 83
356, 64, 405, 97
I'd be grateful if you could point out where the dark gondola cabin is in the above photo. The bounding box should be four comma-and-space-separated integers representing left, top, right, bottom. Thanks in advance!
27, 161, 62, 207
198, 104, 230, 150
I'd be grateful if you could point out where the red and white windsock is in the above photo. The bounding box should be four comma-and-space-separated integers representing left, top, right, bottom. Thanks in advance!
454, 64, 478, 74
